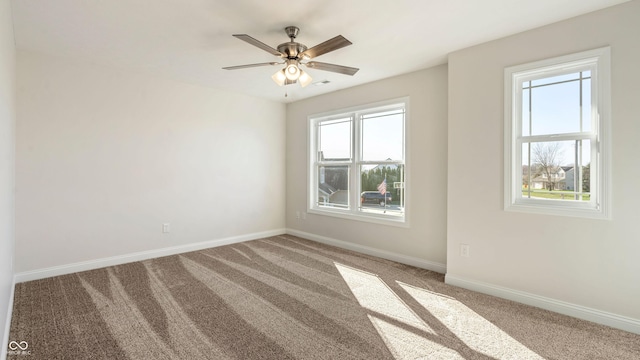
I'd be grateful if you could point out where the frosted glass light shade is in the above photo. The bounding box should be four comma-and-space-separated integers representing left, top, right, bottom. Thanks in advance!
298, 70, 312, 87
271, 69, 287, 86
285, 62, 300, 80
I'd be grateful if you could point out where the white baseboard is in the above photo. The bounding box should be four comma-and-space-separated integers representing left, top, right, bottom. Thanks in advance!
286, 228, 447, 274
14, 229, 286, 283
445, 274, 640, 335
1, 276, 15, 360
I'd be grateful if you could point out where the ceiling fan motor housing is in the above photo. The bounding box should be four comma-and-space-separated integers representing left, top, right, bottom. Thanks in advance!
277, 42, 307, 59
278, 26, 307, 60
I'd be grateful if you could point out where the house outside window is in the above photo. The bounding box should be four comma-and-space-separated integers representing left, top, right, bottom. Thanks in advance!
308, 98, 408, 225
504, 47, 611, 219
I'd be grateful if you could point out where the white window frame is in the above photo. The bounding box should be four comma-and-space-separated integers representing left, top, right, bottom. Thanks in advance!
504, 47, 611, 219
308, 98, 409, 227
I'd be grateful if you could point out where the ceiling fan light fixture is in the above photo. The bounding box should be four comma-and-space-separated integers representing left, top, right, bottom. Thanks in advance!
298, 70, 312, 87
285, 60, 300, 80
224, 27, 358, 90
271, 69, 287, 86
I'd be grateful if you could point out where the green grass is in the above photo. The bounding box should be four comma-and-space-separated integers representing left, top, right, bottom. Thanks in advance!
522, 188, 590, 201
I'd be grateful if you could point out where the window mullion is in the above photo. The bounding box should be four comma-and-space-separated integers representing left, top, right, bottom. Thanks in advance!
352, 113, 359, 214
316, 161, 352, 166
526, 80, 532, 199
360, 160, 404, 165
520, 133, 594, 143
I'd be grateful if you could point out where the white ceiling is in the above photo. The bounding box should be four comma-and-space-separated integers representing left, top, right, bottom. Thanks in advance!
11, 0, 629, 103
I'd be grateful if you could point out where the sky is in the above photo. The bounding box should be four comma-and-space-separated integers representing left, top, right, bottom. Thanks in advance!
521, 70, 593, 167
318, 110, 404, 163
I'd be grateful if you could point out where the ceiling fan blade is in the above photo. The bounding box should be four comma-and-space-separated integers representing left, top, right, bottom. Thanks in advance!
233, 34, 283, 57
222, 62, 280, 70
304, 61, 359, 76
300, 35, 352, 59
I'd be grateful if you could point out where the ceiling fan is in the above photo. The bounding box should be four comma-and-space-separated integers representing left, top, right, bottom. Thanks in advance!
223, 26, 359, 87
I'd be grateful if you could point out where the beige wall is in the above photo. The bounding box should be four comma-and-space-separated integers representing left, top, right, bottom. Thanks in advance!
15, 51, 286, 272
447, 1, 640, 320
286, 65, 448, 268
0, 0, 16, 349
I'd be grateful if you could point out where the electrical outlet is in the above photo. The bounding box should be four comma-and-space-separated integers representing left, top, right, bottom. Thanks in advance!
162, 223, 170, 233
296, 211, 300, 219
460, 244, 470, 257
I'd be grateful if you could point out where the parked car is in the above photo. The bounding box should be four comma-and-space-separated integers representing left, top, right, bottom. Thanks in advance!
361, 191, 392, 206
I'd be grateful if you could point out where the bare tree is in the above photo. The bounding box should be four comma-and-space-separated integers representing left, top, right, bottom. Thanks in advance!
522, 164, 531, 188
532, 142, 562, 191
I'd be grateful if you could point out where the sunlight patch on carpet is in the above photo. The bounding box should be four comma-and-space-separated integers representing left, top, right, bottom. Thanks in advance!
398, 282, 544, 360
334, 263, 462, 359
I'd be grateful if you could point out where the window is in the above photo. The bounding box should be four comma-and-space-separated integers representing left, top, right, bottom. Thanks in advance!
504, 48, 611, 219
309, 98, 407, 225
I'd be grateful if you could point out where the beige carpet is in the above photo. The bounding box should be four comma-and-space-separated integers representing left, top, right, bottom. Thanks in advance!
7, 235, 640, 359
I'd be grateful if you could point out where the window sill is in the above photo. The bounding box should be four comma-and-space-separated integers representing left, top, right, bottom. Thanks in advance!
308, 207, 409, 228
505, 200, 610, 220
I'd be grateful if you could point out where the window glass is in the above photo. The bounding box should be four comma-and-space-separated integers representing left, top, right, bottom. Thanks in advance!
530, 78, 581, 135
361, 110, 404, 161
521, 141, 590, 201
581, 78, 592, 132
317, 166, 349, 208
360, 164, 404, 217
319, 118, 351, 160
522, 88, 530, 136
